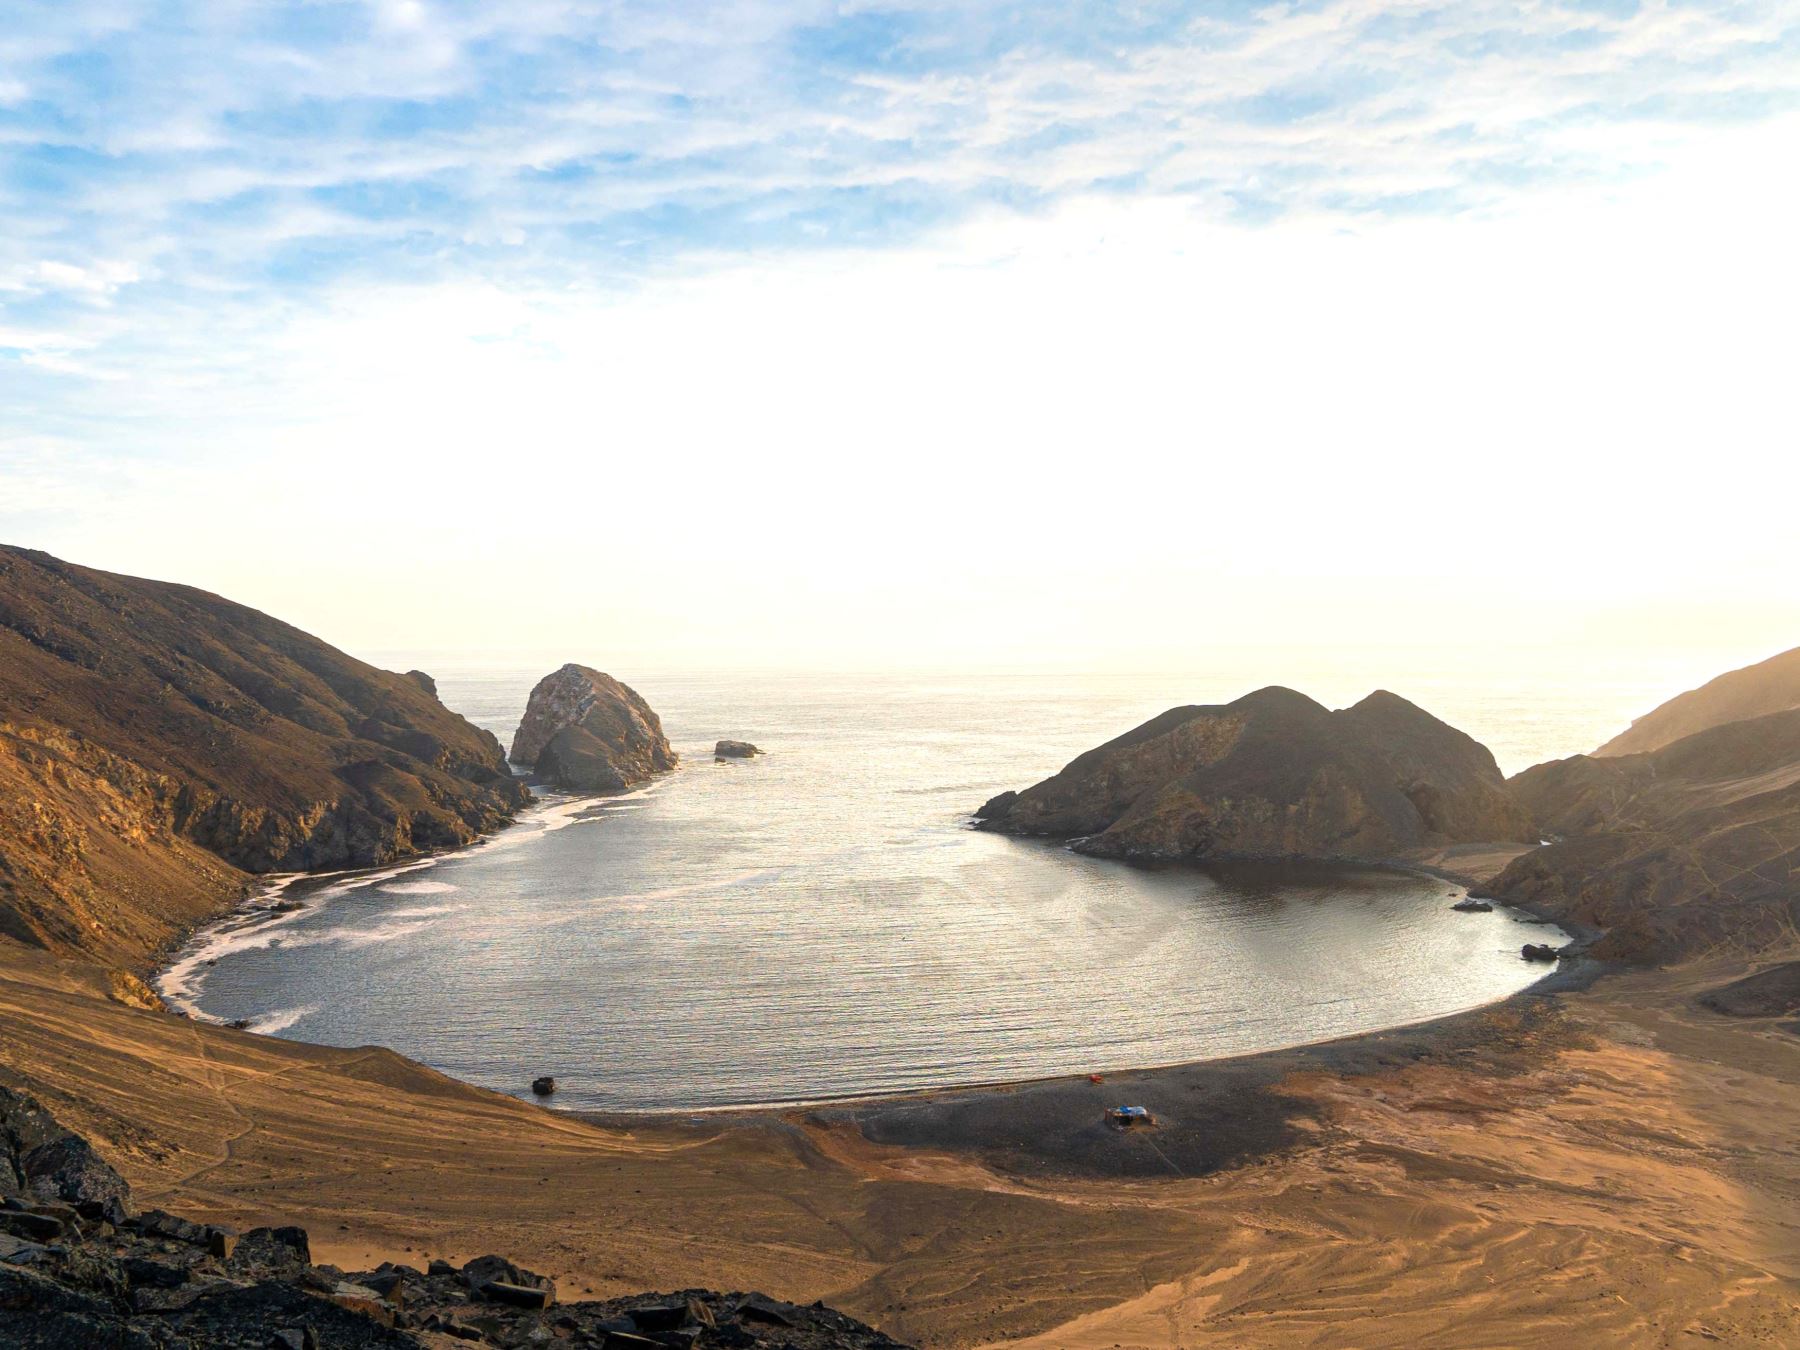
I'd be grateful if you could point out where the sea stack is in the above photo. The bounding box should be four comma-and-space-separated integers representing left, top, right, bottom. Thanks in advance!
977, 686, 1533, 863
510, 664, 676, 793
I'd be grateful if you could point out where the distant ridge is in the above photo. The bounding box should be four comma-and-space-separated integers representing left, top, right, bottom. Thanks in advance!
1597, 645, 1800, 756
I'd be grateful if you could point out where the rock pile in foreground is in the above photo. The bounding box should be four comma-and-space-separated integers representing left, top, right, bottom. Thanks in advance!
1, 1086, 909, 1349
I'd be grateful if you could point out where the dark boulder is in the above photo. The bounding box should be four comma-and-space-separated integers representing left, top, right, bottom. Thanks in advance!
461, 1253, 555, 1305
531, 1076, 556, 1097
1521, 943, 1559, 963
714, 740, 760, 759
1450, 898, 1494, 913
227, 1226, 311, 1278
3, 1088, 132, 1225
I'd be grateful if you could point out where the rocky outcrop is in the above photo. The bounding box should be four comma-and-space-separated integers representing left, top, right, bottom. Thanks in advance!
976, 686, 1533, 863
715, 740, 760, 759
1485, 705, 1800, 964
509, 664, 676, 793
0, 1087, 910, 1349
1598, 644, 1800, 756
0, 546, 529, 969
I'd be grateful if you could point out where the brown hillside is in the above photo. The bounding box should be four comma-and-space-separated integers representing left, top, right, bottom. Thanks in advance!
0, 545, 527, 968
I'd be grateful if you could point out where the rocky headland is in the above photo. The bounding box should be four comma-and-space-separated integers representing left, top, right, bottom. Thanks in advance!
0, 546, 528, 972
509, 665, 676, 793
976, 686, 1533, 863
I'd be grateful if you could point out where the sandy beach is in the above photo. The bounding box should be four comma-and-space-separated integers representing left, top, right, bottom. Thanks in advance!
4, 919, 1797, 1347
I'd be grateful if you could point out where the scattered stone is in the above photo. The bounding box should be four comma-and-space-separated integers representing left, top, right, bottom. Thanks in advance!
1522, 943, 1560, 963
0, 1209, 69, 1243
531, 1076, 556, 1097
331, 1281, 397, 1326
1451, 898, 1494, 913
737, 1292, 798, 1327
483, 1279, 553, 1310
713, 740, 760, 759
630, 1299, 690, 1330
0, 1231, 53, 1264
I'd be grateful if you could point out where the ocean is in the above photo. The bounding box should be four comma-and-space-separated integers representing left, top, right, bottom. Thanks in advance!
155, 655, 1714, 1111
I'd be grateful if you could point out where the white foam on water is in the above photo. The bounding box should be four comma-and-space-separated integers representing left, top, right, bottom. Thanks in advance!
156, 874, 315, 1016
246, 1005, 319, 1035
153, 787, 642, 1013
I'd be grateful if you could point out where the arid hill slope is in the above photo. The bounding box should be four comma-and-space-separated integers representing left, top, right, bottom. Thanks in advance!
0, 546, 527, 968
1490, 706, 1800, 962
977, 686, 1533, 862
1598, 644, 1800, 756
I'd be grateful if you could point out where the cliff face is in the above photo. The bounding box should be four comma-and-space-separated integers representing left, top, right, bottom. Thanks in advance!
1488, 706, 1800, 963
0, 546, 528, 969
509, 664, 676, 793
978, 687, 1532, 863
1597, 645, 1800, 756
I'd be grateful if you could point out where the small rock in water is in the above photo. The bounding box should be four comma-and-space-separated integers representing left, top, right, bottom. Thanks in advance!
531, 1076, 556, 1097
1521, 943, 1560, 963
1451, 898, 1493, 913
714, 739, 760, 758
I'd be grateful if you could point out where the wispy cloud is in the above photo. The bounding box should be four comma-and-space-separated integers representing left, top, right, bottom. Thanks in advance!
3, 2, 1795, 312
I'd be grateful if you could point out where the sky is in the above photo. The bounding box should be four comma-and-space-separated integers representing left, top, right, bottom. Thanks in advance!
2, 1, 1798, 677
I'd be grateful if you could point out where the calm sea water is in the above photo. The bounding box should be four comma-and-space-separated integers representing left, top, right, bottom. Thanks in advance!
157, 657, 1707, 1111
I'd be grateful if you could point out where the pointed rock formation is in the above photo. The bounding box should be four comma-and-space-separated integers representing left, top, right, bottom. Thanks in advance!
509, 665, 676, 793
976, 686, 1532, 863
